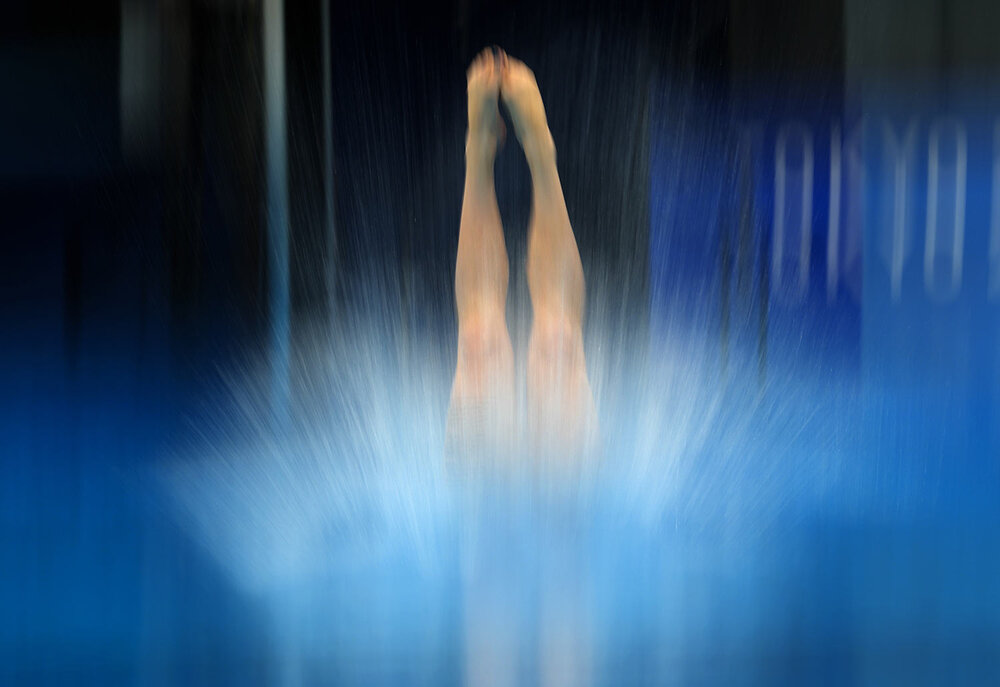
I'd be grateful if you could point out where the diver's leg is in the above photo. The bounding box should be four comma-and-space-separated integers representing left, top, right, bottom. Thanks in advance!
537, 544, 593, 687
451, 48, 518, 686
461, 539, 523, 687
500, 56, 597, 462
446, 48, 515, 461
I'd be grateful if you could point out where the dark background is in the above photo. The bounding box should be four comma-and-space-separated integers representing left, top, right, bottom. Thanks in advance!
1, 0, 848, 381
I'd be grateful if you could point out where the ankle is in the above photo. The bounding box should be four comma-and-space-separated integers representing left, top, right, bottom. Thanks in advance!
523, 130, 556, 169
466, 133, 497, 165
525, 137, 558, 185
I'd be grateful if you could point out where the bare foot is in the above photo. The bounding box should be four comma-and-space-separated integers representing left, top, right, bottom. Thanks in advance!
466, 48, 504, 163
500, 55, 555, 163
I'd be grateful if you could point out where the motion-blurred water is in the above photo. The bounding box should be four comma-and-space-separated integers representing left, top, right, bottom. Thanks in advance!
153, 270, 999, 685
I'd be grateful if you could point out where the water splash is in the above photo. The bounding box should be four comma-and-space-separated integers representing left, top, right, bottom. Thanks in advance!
156, 283, 885, 683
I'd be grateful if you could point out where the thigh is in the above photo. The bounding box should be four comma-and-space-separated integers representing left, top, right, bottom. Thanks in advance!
526, 320, 600, 468
445, 317, 516, 470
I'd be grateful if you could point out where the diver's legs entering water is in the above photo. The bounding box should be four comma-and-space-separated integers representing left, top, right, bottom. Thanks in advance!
446, 48, 515, 460
500, 53, 596, 687
452, 49, 597, 687
500, 56, 598, 461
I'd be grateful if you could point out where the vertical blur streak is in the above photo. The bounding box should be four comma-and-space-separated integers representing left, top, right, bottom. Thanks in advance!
264, 0, 291, 422
119, 0, 160, 161
263, 4, 296, 676
992, 121, 1000, 300
321, 0, 338, 321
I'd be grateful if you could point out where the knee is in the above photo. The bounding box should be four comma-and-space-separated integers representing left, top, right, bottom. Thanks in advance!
457, 316, 510, 367
530, 315, 583, 367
